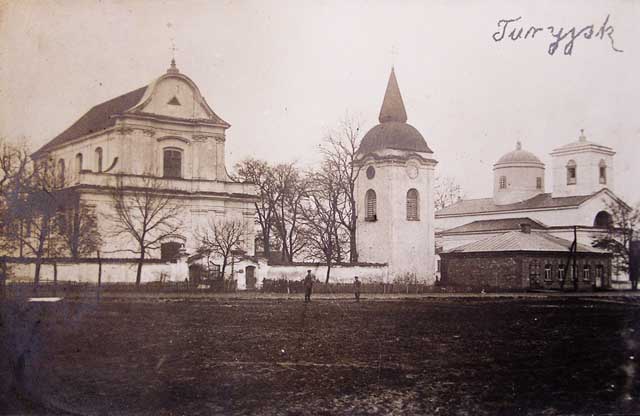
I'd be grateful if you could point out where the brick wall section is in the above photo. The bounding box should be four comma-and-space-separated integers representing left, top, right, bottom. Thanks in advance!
441, 252, 611, 291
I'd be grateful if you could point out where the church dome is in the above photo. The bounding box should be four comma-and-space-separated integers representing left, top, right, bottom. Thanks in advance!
358, 68, 432, 155
495, 141, 543, 166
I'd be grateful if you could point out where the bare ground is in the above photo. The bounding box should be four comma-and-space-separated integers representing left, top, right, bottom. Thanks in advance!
1, 295, 640, 415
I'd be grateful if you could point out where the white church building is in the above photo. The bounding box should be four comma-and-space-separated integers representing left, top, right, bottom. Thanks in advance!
26, 60, 258, 285
435, 130, 629, 281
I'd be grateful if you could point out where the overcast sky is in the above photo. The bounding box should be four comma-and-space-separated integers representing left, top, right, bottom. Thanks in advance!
1, 0, 639, 204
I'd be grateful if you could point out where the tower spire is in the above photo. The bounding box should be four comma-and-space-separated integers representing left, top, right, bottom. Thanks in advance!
378, 67, 407, 123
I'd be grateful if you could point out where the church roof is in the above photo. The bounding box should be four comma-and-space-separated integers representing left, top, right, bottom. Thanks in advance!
442, 217, 548, 234
34, 86, 148, 156
495, 141, 543, 166
436, 192, 596, 217
358, 68, 432, 155
33, 61, 229, 157
447, 230, 605, 254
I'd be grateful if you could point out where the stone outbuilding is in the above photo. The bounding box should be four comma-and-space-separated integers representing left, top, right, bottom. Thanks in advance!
440, 223, 612, 291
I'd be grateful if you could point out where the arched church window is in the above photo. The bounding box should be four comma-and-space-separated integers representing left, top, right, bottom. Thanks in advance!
566, 160, 577, 185
499, 176, 507, 189
536, 177, 542, 190
163, 148, 183, 178
594, 211, 612, 228
365, 189, 377, 221
57, 159, 65, 187
75, 153, 83, 174
161, 241, 182, 263
599, 159, 607, 184
96, 147, 103, 172
406, 188, 419, 221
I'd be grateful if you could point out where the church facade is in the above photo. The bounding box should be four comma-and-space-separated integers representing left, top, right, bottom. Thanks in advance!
31, 61, 257, 267
435, 131, 628, 281
354, 69, 438, 283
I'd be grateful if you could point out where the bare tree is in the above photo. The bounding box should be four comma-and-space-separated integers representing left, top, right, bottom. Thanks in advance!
196, 217, 248, 280
55, 189, 102, 259
299, 164, 346, 283
434, 175, 464, 210
320, 115, 363, 263
271, 163, 306, 263
235, 158, 279, 260
592, 200, 640, 290
107, 175, 182, 286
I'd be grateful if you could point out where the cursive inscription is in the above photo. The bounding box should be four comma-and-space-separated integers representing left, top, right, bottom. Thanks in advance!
492, 15, 623, 56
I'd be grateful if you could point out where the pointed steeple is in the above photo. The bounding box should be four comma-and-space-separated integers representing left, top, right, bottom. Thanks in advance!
378, 67, 407, 123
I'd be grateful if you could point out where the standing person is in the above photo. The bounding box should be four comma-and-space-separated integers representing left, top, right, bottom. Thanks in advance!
303, 270, 314, 302
354, 276, 361, 302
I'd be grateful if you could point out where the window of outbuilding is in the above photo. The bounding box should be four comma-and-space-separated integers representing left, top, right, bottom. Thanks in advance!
544, 264, 552, 281
566, 160, 577, 185
583, 265, 591, 281
163, 148, 183, 178
365, 189, 377, 221
558, 264, 566, 282
406, 189, 419, 221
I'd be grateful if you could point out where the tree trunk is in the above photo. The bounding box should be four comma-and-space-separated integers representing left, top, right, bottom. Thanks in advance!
97, 251, 102, 303
33, 258, 42, 292
0, 257, 6, 300
325, 261, 331, 284
53, 262, 58, 296
136, 251, 145, 287
349, 226, 358, 263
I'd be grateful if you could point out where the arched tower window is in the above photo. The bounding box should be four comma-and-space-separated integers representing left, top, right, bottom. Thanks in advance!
566, 160, 577, 185
95, 147, 103, 172
163, 148, 183, 178
594, 211, 612, 228
599, 159, 607, 184
499, 176, 507, 189
365, 189, 377, 221
75, 153, 83, 174
57, 159, 65, 187
406, 188, 419, 221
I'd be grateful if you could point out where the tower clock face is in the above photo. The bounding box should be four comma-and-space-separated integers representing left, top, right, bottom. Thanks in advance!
406, 163, 418, 179
366, 166, 376, 179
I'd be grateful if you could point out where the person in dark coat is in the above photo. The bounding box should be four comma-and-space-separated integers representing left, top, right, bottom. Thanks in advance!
354, 276, 361, 302
303, 270, 314, 302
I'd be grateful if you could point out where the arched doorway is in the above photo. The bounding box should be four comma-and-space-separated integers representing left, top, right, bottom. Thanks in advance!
245, 266, 257, 290
594, 211, 612, 228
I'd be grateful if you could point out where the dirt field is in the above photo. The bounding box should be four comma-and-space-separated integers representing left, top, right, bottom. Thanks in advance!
2, 295, 640, 415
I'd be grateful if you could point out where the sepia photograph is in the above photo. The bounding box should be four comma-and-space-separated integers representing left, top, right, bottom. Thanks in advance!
1, 0, 639, 414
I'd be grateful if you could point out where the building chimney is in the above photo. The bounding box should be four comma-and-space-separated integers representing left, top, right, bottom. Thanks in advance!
520, 223, 532, 234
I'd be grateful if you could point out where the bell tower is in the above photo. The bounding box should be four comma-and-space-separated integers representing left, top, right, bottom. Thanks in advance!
354, 69, 438, 283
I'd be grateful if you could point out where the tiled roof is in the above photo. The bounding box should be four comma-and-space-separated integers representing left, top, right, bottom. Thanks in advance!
447, 230, 606, 254
435, 192, 594, 216
34, 86, 148, 155
443, 217, 548, 234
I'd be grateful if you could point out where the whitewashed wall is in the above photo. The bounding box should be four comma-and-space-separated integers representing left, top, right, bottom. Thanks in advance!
265, 264, 389, 284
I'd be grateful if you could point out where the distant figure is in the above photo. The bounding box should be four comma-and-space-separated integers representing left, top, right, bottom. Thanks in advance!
303, 270, 314, 302
354, 276, 361, 302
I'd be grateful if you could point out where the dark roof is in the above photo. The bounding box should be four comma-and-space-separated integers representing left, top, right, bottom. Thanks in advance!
447, 230, 606, 254
358, 68, 432, 155
436, 192, 595, 217
378, 68, 407, 123
359, 122, 432, 154
443, 217, 547, 234
34, 86, 148, 155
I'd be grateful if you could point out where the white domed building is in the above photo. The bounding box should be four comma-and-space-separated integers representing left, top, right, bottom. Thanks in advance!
354, 68, 438, 283
435, 130, 629, 284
